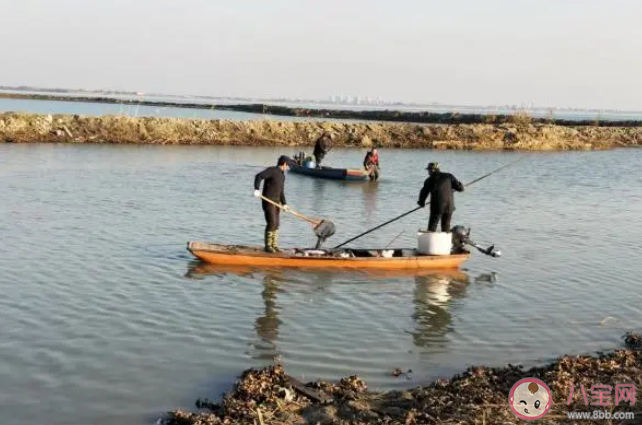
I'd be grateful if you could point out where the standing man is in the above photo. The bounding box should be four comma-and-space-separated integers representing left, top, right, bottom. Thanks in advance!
313, 132, 333, 168
254, 156, 291, 252
417, 162, 464, 232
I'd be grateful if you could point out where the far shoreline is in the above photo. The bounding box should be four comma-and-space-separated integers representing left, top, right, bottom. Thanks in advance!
0, 111, 640, 151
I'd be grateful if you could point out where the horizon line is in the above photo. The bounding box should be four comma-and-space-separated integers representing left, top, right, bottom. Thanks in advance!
1, 83, 641, 115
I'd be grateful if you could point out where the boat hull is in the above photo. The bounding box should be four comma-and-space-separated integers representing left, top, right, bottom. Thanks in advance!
187, 242, 470, 270
186, 262, 470, 281
288, 164, 370, 181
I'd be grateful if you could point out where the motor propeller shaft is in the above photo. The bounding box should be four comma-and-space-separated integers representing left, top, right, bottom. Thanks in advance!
472, 243, 501, 258
451, 225, 501, 258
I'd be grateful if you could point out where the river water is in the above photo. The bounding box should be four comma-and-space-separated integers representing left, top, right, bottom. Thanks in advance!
3, 96, 642, 122
1, 143, 640, 425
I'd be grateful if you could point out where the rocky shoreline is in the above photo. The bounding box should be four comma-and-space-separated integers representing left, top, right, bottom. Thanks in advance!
0, 111, 641, 150
162, 334, 642, 425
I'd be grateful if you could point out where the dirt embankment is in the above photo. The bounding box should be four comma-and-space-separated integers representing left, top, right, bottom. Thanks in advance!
0, 112, 641, 150
162, 334, 642, 425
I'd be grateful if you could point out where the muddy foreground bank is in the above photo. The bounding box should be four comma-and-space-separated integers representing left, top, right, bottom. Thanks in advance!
163, 335, 642, 425
0, 112, 640, 150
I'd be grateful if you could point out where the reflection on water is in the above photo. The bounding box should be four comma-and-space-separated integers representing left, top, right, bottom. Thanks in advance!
361, 180, 379, 223
185, 263, 286, 362
310, 178, 328, 216
475, 272, 498, 284
185, 262, 495, 360
254, 272, 283, 359
0, 97, 373, 123
411, 271, 470, 348
302, 170, 380, 222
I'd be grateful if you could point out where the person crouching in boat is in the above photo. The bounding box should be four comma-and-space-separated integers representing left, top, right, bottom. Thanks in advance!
254, 155, 291, 253
313, 132, 333, 168
363, 148, 380, 181
417, 162, 464, 232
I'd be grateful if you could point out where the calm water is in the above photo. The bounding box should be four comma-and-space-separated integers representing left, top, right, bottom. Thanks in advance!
0, 98, 363, 123
1, 144, 641, 425
2, 96, 642, 122
0, 98, 373, 124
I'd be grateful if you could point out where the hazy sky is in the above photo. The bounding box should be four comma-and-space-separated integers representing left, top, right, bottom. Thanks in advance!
1, 0, 640, 109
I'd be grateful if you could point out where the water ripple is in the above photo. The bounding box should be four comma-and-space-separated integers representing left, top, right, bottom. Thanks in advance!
1, 145, 641, 425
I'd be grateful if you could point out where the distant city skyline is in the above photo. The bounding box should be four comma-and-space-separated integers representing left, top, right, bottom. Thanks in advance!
1, 84, 637, 113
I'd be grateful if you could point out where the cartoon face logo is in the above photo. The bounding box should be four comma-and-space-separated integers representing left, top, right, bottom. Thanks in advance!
509, 378, 552, 420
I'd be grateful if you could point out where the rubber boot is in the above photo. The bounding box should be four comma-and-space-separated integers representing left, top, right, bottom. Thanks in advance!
271, 229, 281, 253
264, 230, 276, 253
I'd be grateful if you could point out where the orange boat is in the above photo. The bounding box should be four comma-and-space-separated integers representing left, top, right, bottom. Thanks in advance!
185, 261, 471, 281
186, 242, 470, 270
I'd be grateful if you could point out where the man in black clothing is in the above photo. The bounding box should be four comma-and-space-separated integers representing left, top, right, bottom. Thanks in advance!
312, 132, 333, 168
417, 162, 464, 232
254, 155, 291, 252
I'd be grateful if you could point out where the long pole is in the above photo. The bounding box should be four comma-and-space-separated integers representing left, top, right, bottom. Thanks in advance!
333, 207, 423, 249
332, 155, 526, 249
258, 194, 320, 226
460, 155, 526, 188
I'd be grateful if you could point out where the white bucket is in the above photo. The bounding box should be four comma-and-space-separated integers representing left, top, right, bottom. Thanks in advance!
417, 231, 452, 256
381, 249, 394, 258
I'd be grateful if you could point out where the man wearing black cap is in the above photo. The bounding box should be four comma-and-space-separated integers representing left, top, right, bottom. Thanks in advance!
254, 156, 291, 252
417, 162, 464, 232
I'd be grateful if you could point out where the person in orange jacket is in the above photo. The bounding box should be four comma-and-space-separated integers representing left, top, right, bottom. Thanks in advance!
363, 148, 380, 181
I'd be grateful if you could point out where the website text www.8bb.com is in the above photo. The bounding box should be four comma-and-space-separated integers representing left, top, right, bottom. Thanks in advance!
566, 410, 634, 420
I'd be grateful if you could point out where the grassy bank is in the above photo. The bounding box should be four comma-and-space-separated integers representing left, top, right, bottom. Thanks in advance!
0, 111, 640, 150
163, 334, 642, 425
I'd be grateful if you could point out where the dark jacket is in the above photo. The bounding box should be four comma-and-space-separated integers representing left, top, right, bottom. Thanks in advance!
418, 171, 464, 213
313, 136, 332, 156
254, 166, 286, 205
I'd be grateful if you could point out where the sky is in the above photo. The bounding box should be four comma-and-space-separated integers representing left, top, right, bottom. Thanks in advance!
0, 0, 641, 110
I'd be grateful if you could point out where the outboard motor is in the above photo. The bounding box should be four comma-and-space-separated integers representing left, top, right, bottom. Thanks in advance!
297, 151, 306, 165
451, 225, 471, 252
451, 225, 501, 258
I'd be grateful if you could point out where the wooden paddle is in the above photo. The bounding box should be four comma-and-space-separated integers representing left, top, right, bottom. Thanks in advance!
258, 194, 336, 247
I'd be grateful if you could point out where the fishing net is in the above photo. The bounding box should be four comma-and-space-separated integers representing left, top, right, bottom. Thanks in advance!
313, 220, 336, 248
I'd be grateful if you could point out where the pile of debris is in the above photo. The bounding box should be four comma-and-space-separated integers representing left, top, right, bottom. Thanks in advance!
165, 364, 367, 425
164, 334, 642, 425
